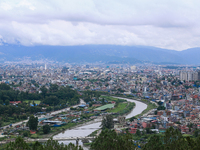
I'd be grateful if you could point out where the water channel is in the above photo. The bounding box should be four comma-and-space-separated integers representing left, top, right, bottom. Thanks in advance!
54, 97, 147, 149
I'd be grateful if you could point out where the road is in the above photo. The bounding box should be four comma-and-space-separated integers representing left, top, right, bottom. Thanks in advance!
2, 99, 85, 129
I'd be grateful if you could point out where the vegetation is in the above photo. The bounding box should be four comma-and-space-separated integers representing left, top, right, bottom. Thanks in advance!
5, 137, 83, 150
90, 129, 136, 150
24, 100, 41, 104
101, 115, 114, 130
0, 83, 81, 127
43, 125, 51, 134
143, 127, 200, 150
90, 127, 200, 150
27, 115, 38, 131
100, 95, 135, 116
117, 102, 135, 116
157, 105, 166, 110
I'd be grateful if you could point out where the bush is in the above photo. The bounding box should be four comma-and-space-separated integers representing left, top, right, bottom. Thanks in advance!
23, 131, 29, 137
43, 125, 51, 134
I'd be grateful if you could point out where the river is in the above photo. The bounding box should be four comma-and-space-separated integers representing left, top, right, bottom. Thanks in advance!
54, 97, 147, 148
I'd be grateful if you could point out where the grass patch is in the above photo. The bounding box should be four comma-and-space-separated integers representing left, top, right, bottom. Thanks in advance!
2, 118, 26, 126
24, 100, 41, 104
88, 130, 99, 137
183, 134, 192, 137
109, 103, 128, 113
83, 143, 92, 146
0, 144, 7, 150
100, 96, 126, 102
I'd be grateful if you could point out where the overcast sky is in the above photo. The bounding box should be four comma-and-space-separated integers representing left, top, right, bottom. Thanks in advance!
0, 0, 200, 50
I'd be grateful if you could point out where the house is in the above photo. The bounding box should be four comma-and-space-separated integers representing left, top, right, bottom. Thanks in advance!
10, 101, 21, 105
30, 130, 36, 134
129, 128, 137, 134
92, 104, 102, 107
181, 125, 189, 133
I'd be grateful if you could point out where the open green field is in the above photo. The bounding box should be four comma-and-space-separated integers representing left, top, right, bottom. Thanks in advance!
100, 95, 135, 115
183, 134, 192, 137
24, 100, 41, 104
109, 103, 128, 113
100, 95, 126, 102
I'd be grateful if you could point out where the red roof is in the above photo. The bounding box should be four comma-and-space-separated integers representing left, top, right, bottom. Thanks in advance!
10, 101, 21, 104
30, 130, 36, 134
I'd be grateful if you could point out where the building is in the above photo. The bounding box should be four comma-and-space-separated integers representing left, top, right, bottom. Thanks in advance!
198, 71, 200, 81
180, 71, 199, 81
94, 104, 114, 111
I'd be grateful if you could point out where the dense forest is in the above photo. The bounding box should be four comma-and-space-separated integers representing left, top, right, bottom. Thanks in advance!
0, 83, 81, 126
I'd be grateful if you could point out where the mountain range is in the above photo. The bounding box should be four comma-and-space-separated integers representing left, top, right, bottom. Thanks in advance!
0, 44, 200, 65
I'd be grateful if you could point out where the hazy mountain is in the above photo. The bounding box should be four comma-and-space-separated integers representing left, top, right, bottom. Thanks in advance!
179, 47, 200, 64
0, 44, 199, 64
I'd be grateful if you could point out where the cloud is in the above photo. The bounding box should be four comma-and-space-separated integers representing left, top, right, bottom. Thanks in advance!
0, 0, 200, 50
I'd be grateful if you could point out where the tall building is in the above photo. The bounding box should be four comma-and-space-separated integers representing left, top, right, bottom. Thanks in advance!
131, 66, 136, 70
180, 71, 188, 81
198, 71, 200, 81
45, 64, 47, 70
180, 71, 199, 81
193, 72, 198, 81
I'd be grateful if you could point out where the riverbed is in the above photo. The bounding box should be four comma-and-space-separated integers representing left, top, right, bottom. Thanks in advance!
54, 97, 147, 148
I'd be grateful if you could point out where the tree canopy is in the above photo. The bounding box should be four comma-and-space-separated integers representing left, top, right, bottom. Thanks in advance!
6, 137, 83, 150
27, 115, 38, 131
143, 127, 200, 150
101, 115, 114, 130
90, 129, 136, 150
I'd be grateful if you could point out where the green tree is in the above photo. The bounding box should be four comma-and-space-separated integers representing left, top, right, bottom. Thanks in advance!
101, 98, 105, 105
143, 135, 164, 150
0, 100, 3, 104
101, 115, 114, 130
32, 141, 43, 150
90, 129, 136, 150
194, 129, 199, 137
49, 84, 59, 93
23, 131, 29, 137
164, 127, 188, 150
40, 85, 48, 98
42, 138, 83, 150
129, 116, 136, 122
27, 115, 38, 131
143, 127, 191, 150
6, 137, 30, 150
5, 99, 10, 105
136, 129, 141, 136
6, 137, 83, 150
0, 83, 11, 90
43, 125, 51, 134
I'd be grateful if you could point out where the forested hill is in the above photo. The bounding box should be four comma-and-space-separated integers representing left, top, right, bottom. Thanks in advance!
0, 45, 200, 64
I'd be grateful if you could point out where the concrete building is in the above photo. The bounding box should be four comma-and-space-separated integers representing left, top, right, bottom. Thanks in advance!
180, 71, 199, 81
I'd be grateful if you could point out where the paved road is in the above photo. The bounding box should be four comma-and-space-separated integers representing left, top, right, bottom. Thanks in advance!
2, 99, 85, 129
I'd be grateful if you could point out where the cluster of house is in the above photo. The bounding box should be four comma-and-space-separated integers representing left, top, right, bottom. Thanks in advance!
0, 64, 199, 106
113, 98, 200, 135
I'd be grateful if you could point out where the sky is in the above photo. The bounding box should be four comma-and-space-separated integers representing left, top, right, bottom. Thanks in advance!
0, 0, 200, 51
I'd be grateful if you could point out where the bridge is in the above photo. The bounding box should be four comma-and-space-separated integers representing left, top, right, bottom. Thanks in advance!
26, 136, 96, 142
0, 136, 96, 145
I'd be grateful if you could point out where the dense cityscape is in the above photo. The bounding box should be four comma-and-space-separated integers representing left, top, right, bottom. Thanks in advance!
0, 63, 200, 149
1, 0, 200, 149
